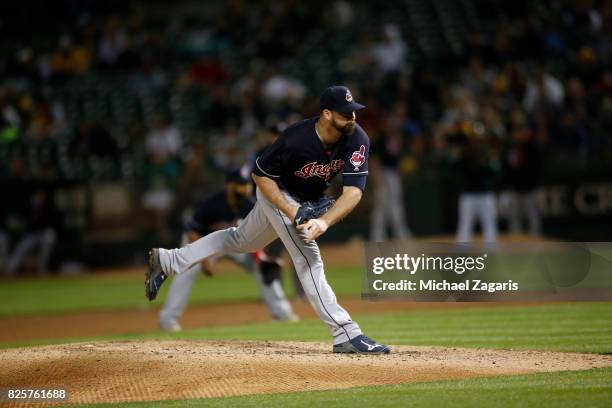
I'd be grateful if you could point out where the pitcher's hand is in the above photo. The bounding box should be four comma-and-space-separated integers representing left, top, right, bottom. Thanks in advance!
297, 219, 328, 243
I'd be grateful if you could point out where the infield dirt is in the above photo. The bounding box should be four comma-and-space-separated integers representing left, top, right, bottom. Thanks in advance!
2, 340, 612, 406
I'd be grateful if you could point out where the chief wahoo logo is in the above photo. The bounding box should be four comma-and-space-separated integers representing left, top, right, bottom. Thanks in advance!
349, 145, 366, 171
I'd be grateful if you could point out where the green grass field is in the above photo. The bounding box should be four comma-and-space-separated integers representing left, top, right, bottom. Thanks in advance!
3, 265, 612, 407
6, 303, 611, 354
0, 265, 356, 316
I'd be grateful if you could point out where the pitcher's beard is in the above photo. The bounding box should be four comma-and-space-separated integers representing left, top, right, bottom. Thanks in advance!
343, 123, 356, 134
333, 121, 356, 135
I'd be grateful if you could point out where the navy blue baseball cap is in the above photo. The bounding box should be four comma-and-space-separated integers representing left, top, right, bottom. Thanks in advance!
226, 166, 251, 184
320, 85, 366, 113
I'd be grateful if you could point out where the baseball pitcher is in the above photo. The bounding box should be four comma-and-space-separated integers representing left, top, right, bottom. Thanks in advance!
146, 85, 390, 354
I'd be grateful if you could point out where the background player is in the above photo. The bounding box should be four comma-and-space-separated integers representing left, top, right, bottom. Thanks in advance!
146, 85, 390, 354
369, 122, 412, 241
159, 168, 297, 332
454, 137, 499, 244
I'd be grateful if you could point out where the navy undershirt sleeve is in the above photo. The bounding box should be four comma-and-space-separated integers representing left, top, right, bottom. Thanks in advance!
342, 174, 367, 191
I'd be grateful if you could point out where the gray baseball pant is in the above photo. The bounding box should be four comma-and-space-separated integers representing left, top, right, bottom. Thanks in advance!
158, 188, 362, 344
160, 234, 295, 325
456, 192, 498, 244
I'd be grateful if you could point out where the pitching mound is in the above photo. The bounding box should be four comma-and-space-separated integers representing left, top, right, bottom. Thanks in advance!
2, 340, 611, 406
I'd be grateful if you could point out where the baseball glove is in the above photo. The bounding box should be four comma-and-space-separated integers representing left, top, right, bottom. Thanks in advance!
294, 197, 335, 226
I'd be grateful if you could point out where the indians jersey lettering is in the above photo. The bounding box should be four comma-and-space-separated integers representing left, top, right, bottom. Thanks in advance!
253, 117, 370, 202
294, 159, 345, 180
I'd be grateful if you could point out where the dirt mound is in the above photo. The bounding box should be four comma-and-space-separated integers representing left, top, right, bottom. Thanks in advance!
2, 340, 611, 406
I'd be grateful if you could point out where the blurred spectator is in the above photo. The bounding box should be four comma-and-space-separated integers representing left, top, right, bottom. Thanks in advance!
523, 70, 565, 113
209, 124, 253, 170
596, 93, 612, 154
331, 0, 354, 27
141, 116, 184, 233
27, 99, 58, 140
69, 121, 119, 160
356, 95, 384, 136
50, 35, 90, 79
98, 17, 128, 65
235, 86, 264, 140
565, 78, 588, 115
478, 104, 506, 140
0, 94, 21, 143
339, 33, 376, 77
205, 85, 234, 129
185, 56, 229, 88
371, 24, 406, 75
550, 109, 590, 156
573, 47, 603, 89
6, 48, 40, 83
4, 191, 60, 277
261, 67, 306, 107
461, 58, 494, 98
441, 87, 479, 125
141, 141, 183, 233
145, 115, 183, 160
372, 24, 407, 100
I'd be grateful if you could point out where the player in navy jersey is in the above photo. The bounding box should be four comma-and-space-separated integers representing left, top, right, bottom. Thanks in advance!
158, 168, 296, 332
148, 86, 390, 353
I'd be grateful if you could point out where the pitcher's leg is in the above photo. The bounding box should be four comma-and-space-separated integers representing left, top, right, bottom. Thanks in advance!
159, 202, 278, 276
257, 189, 361, 344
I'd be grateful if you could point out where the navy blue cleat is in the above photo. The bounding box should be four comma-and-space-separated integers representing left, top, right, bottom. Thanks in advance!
145, 249, 167, 301
333, 334, 391, 354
